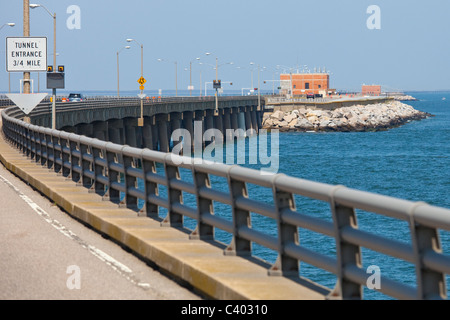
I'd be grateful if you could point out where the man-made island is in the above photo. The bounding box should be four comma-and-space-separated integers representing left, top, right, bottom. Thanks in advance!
262, 99, 432, 132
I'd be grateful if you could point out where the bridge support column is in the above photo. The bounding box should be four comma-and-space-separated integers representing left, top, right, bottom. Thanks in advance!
256, 109, 263, 131
250, 107, 258, 134
230, 107, 239, 131
142, 116, 155, 150
170, 113, 182, 152
245, 107, 253, 132
238, 108, 246, 136
204, 110, 215, 147
77, 123, 93, 137
214, 109, 224, 136
124, 118, 138, 147
223, 108, 232, 142
183, 111, 194, 151
60, 126, 76, 134
93, 121, 108, 141
193, 111, 204, 154
156, 114, 170, 153
108, 119, 124, 145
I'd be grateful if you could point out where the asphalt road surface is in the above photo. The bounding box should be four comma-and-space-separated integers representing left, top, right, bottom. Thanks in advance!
0, 161, 202, 300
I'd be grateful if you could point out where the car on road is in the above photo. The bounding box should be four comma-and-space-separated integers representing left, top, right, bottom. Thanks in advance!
306, 93, 315, 99
67, 93, 84, 102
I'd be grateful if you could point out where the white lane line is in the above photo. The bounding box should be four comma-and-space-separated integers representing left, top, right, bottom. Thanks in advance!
0, 173, 152, 291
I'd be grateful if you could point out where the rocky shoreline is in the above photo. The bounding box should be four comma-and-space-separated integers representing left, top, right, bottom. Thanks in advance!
262, 100, 433, 132
392, 95, 418, 101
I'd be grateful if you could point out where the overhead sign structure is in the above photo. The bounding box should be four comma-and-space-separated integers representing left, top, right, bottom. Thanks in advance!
6, 37, 47, 72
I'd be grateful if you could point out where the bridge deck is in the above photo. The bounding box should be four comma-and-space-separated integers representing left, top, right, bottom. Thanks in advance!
0, 120, 329, 300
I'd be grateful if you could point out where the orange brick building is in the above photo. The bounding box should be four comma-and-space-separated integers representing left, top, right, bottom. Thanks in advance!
280, 73, 330, 95
362, 85, 381, 95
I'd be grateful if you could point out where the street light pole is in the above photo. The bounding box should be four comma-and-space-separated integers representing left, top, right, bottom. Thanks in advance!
30, 3, 57, 129
158, 59, 178, 96
117, 46, 130, 98
127, 38, 144, 124
1, 22, 15, 94
23, 0, 30, 94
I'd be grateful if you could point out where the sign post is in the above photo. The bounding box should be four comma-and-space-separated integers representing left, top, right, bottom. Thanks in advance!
137, 76, 146, 126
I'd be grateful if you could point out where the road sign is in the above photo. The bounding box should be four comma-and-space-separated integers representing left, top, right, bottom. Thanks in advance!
137, 77, 146, 85
6, 93, 47, 114
138, 93, 146, 99
6, 37, 47, 72
139, 85, 145, 90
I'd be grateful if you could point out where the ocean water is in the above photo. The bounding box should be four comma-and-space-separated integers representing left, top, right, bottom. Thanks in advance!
131, 91, 449, 299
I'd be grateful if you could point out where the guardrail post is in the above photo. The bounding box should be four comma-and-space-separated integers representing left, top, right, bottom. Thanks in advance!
329, 186, 362, 300
103, 145, 121, 204
39, 130, 46, 166
410, 203, 447, 299
52, 133, 62, 173
190, 168, 214, 240
120, 152, 138, 211
269, 182, 299, 276
60, 136, 70, 177
46, 131, 55, 170
69, 138, 81, 184
90, 143, 106, 196
225, 168, 251, 256
161, 158, 183, 227
23, 125, 31, 157
140, 154, 159, 218
80, 142, 93, 188
29, 127, 37, 161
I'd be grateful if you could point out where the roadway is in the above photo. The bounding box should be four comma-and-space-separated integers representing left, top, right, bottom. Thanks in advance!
0, 152, 202, 300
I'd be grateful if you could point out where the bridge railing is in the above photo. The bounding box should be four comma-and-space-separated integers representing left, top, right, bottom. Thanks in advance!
2, 107, 450, 300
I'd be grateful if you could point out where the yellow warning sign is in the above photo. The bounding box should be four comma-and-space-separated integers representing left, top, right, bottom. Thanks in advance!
138, 77, 146, 85
139, 85, 145, 90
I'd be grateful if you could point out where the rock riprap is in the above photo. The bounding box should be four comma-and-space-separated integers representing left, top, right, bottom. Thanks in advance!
262, 100, 432, 132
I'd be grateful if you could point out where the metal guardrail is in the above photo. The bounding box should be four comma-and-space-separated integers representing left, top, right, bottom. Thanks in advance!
2, 106, 450, 300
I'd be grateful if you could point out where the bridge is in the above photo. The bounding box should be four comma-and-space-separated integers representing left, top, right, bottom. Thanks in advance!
1, 96, 450, 300
24, 96, 263, 153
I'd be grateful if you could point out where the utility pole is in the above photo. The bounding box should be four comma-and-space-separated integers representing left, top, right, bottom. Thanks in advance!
23, 0, 30, 94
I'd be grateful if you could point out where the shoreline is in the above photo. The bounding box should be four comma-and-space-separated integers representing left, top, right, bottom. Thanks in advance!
262, 100, 433, 132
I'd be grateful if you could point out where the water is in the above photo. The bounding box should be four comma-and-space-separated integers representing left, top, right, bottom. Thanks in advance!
125, 91, 449, 299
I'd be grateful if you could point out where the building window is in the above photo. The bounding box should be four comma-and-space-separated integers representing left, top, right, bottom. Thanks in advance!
318, 85, 321, 88
305, 83, 310, 89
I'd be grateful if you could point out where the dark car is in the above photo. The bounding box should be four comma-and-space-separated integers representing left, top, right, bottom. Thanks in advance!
67, 93, 84, 102
306, 93, 315, 99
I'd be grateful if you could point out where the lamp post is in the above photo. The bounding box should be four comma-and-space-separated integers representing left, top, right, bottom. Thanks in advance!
117, 46, 130, 98
188, 57, 200, 96
204, 53, 233, 110
157, 58, 178, 96
0, 22, 15, 30
30, 3, 57, 129
1, 23, 15, 93
127, 38, 144, 125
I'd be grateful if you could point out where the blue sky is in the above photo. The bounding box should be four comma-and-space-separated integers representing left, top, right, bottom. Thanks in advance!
1, 0, 450, 94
